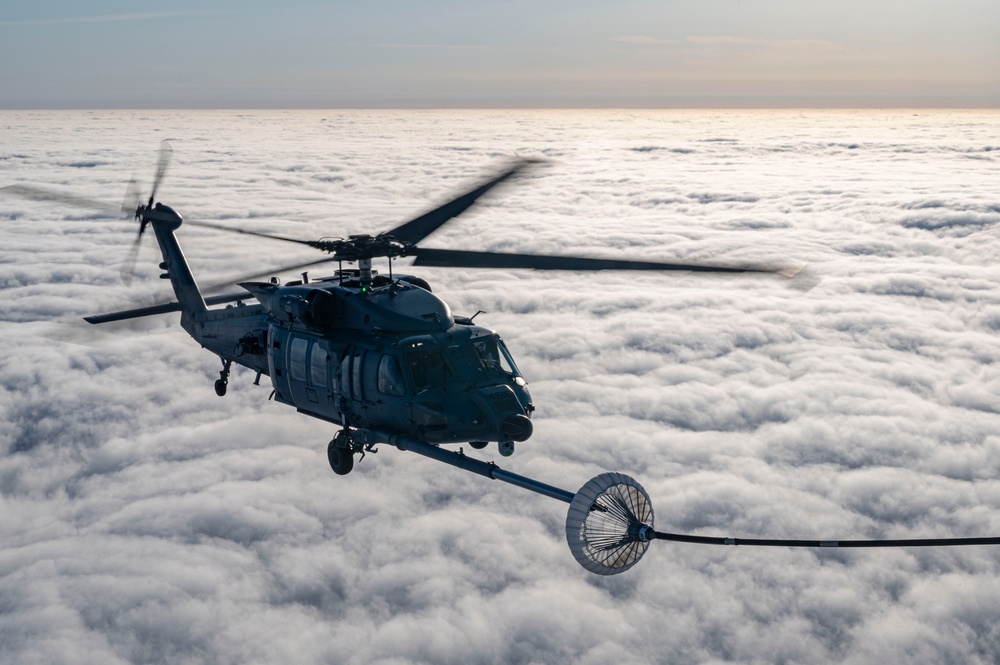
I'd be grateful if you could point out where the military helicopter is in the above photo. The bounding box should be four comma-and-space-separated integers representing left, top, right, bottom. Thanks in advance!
7, 142, 999, 576
7, 142, 794, 469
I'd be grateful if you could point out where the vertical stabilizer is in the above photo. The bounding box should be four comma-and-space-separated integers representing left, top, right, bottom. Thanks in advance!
147, 205, 207, 323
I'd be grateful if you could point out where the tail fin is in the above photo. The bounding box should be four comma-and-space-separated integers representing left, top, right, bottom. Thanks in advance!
148, 207, 207, 322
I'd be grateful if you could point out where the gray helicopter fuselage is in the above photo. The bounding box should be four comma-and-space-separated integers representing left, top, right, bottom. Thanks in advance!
130, 198, 536, 449
186, 274, 534, 445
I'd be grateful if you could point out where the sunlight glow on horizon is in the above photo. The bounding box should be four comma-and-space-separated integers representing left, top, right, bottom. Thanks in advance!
0, 1, 996, 109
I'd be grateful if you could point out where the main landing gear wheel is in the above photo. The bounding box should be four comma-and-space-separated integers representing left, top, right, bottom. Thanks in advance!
327, 435, 355, 475
215, 358, 232, 397
469, 441, 488, 450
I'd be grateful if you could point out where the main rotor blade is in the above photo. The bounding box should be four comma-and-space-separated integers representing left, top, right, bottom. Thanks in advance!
198, 255, 343, 294
159, 159, 538, 251
148, 140, 172, 203
409, 247, 784, 275
384, 160, 536, 245
1, 184, 122, 217
181, 218, 316, 247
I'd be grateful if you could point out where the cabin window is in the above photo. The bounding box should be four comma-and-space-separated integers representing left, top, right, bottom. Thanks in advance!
351, 351, 364, 399
377, 356, 406, 396
289, 337, 308, 382
311, 345, 328, 388
340, 354, 352, 398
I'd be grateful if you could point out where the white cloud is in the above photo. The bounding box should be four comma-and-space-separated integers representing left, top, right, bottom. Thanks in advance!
1, 109, 1000, 663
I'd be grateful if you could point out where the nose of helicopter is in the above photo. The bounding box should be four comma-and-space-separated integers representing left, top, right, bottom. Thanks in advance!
501, 414, 533, 442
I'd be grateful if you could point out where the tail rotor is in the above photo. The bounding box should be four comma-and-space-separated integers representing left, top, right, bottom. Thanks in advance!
119, 140, 173, 284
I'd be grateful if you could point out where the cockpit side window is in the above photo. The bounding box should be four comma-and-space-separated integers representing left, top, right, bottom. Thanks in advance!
407, 348, 447, 393
377, 355, 406, 396
448, 343, 484, 378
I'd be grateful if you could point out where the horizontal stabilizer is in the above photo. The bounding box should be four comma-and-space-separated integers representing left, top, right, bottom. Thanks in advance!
84, 292, 251, 324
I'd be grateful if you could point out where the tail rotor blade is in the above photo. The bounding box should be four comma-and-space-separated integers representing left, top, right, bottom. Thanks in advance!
148, 140, 172, 204
119, 232, 144, 286
121, 176, 143, 215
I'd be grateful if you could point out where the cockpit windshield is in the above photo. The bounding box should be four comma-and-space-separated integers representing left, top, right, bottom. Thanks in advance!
480, 335, 521, 377
447, 334, 522, 383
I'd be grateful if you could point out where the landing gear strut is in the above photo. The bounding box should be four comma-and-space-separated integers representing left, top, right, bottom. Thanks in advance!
215, 358, 232, 397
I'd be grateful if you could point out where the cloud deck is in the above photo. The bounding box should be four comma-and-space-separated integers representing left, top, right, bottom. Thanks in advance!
1, 109, 999, 664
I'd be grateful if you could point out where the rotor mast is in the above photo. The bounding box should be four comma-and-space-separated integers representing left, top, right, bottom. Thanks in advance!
358, 257, 374, 292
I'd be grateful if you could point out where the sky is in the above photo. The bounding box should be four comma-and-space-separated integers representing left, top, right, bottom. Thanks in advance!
0, 0, 998, 108
1, 109, 1000, 663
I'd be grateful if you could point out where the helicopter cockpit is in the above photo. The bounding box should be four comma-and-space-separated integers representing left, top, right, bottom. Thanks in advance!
389, 327, 534, 446
400, 330, 528, 394
445, 331, 525, 387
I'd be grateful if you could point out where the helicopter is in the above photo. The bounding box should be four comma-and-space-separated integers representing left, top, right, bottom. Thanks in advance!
8, 142, 998, 576
7, 142, 794, 473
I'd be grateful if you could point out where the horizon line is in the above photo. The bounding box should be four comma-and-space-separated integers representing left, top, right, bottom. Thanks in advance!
2, 104, 999, 112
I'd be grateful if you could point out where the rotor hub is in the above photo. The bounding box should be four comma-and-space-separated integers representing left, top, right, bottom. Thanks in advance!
312, 233, 410, 262
136, 202, 183, 230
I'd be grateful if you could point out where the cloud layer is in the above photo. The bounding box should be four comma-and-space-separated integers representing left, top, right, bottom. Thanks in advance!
2, 110, 1000, 664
